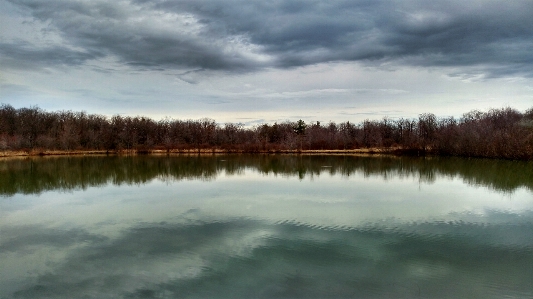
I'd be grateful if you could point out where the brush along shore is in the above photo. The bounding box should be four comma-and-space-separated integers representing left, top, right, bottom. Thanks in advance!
0, 147, 413, 158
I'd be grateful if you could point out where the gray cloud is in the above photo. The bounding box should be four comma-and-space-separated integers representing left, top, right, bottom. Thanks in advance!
0, 40, 99, 69
3, 0, 533, 77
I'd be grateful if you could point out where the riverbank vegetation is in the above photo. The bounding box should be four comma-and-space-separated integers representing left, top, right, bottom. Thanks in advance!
1, 104, 532, 159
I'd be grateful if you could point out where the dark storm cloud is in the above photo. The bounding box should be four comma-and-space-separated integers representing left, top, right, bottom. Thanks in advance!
3, 0, 259, 71
0, 40, 100, 69
3, 0, 533, 77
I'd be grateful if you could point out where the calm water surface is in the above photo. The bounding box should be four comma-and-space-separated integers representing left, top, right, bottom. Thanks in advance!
1, 155, 532, 299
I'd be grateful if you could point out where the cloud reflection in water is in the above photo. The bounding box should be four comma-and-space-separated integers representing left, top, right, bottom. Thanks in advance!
1, 155, 532, 298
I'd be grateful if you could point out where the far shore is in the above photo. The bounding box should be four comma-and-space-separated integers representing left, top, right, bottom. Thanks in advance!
0, 147, 411, 158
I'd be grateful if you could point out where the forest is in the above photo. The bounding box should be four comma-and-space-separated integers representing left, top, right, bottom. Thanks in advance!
1, 104, 532, 160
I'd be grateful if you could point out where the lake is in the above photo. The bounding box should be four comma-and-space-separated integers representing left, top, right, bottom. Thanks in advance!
1, 155, 532, 299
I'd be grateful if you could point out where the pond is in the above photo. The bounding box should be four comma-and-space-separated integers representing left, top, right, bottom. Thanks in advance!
1, 155, 532, 298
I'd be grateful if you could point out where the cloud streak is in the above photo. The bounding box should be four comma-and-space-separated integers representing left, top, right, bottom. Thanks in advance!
3, 0, 533, 78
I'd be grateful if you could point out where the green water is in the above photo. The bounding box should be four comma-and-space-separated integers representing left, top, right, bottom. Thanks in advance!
1, 155, 532, 298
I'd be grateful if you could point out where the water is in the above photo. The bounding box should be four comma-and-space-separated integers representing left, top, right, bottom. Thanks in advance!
1, 155, 532, 299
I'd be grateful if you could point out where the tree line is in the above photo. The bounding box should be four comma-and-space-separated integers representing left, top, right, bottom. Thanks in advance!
1, 104, 532, 159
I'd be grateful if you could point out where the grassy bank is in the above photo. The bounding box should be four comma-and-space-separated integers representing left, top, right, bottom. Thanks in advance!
0, 147, 404, 158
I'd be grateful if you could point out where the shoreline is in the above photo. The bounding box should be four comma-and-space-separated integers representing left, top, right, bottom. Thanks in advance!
0, 147, 407, 158
5, 147, 528, 160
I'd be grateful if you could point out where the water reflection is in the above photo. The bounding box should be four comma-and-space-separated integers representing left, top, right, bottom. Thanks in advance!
2, 217, 533, 298
1, 155, 532, 298
1, 155, 532, 195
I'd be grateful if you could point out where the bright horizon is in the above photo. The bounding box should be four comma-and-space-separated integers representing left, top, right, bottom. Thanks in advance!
1, 0, 532, 125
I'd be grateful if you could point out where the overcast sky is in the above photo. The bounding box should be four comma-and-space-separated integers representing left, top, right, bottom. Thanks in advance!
1, 0, 532, 124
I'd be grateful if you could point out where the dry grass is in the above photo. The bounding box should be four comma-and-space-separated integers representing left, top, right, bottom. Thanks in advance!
0, 147, 403, 158
0, 149, 110, 158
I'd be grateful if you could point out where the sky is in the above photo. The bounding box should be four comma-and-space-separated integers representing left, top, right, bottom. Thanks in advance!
1, 0, 532, 125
